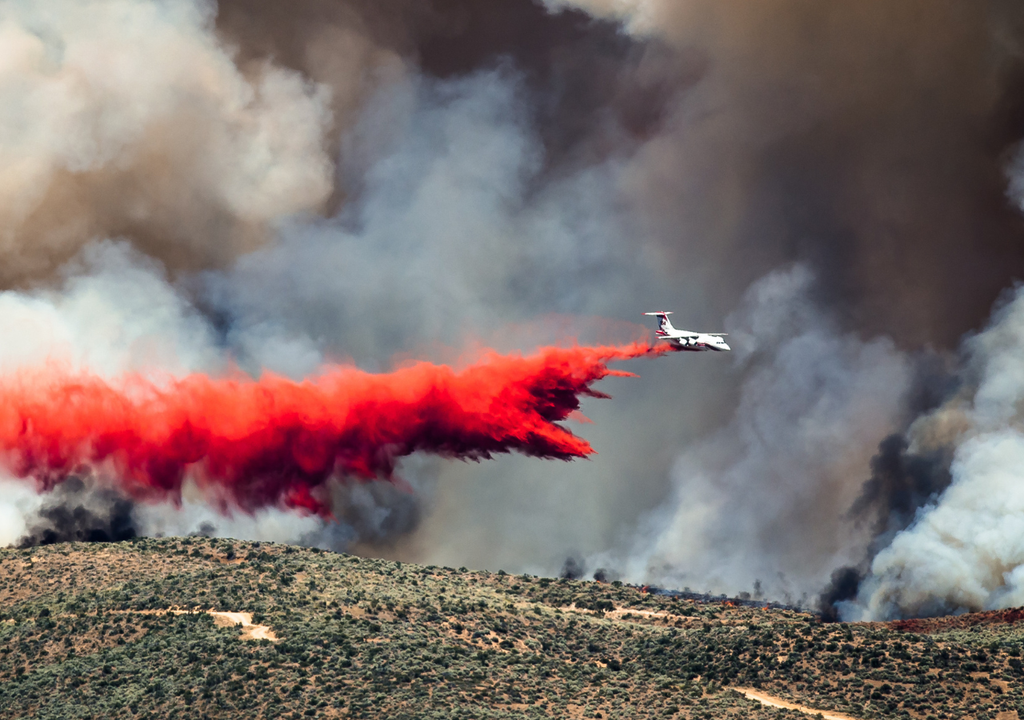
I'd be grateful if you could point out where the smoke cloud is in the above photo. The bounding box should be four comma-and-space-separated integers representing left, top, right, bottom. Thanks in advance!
203, 69, 668, 371
529, 0, 1024, 617
0, 0, 332, 282
5, 0, 1024, 623
17, 475, 137, 547
551, 0, 1024, 345
593, 266, 912, 602
847, 285, 1024, 619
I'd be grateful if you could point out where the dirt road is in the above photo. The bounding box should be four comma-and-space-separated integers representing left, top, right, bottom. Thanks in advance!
732, 687, 860, 720
108, 608, 278, 642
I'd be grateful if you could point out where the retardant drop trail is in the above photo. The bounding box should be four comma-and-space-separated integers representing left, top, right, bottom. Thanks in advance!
1, 342, 666, 514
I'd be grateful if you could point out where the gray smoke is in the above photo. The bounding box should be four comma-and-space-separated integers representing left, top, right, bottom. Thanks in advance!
0, 0, 333, 283
196, 66, 732, 569
202, 69, 665, 370
846, 284, 1024, 619
4, 0, 1024, 623
584, 266, 913, 602
17, 476, 137, 547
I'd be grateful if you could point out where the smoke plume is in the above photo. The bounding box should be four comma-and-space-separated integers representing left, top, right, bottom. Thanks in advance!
17, 475, 137, 547
844, 285, 1024, 619
593, 266, 912, 602
0, 0, 332, 281
5, 0, 1024, 622
549, 0, 1024, 345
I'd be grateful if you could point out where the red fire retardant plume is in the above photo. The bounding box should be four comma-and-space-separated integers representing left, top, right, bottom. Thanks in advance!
0, 342, 665, 514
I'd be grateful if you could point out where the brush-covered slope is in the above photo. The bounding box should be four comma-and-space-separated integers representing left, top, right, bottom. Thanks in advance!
1, 538, 1023, 719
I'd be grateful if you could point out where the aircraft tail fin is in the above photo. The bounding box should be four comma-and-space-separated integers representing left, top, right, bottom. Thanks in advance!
643, 311, 676, 336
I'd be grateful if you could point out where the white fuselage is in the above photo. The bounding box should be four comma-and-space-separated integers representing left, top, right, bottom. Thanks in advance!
658, 330, 731, 352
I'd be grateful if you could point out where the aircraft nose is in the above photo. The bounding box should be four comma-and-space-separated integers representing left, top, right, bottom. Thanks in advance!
719, 342, 731, 352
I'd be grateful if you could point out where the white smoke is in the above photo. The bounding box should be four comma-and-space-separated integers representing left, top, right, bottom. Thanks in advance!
207, 70, 662, 372
0, 479, 43, 547
0, 240, 227, 540
849, 285, 1024, 619
0, 241, 221, 379
0, 0, 343, 546
1007, 144, 1024, 215
0, 239, 400, 547
135, 486, 325, 546
6, 0, 1018, 617
0, 0, 332, 281
601, 265, 912, 601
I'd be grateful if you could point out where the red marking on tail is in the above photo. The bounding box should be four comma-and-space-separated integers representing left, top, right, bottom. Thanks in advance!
2, 341, 667, 515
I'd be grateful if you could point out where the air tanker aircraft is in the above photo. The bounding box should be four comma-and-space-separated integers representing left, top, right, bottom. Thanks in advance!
644, 312, 731, 352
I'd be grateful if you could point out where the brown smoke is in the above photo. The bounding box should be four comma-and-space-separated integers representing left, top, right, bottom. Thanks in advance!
594, 0, 1024, 347
214, 0, 1024, 346
7, 0, 1024, 611
214, 0, 687, 187
0, 1, 333, 285
207, 0, 1024, 586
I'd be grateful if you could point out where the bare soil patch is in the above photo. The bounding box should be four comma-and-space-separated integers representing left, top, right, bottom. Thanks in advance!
107, 607, 278, 641
208, 611, 278, 641
733, 687, 861, 720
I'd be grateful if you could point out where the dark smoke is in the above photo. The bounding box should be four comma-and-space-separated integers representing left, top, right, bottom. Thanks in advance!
189, 522, 217, 538
560, 555, 585, 580
215, 0, 686, 175
818, 566, 863, 623
326, 481, 426, 553
343, 488, 422, 548
18, 477, 137, 548
818, 431, 956, 619
817, 351, 959, 618
851, 434, 955, 542
612, 0, 1024, 347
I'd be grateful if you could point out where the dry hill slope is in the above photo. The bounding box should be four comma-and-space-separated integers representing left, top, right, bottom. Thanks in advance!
1, 538, 1023, 719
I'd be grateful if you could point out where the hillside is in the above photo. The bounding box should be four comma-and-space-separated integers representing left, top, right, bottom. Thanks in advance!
1, 539, 1023, 719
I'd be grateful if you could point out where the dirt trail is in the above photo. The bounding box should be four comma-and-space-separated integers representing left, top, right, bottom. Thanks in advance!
605, 608, 686, 621
207, 611, 278, 641
107, 608, 278, 642
732, 688, 860, 720
559, 604, 687, 623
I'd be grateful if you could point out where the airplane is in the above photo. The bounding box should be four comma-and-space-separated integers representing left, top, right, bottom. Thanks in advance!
643, 312, 730, 352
